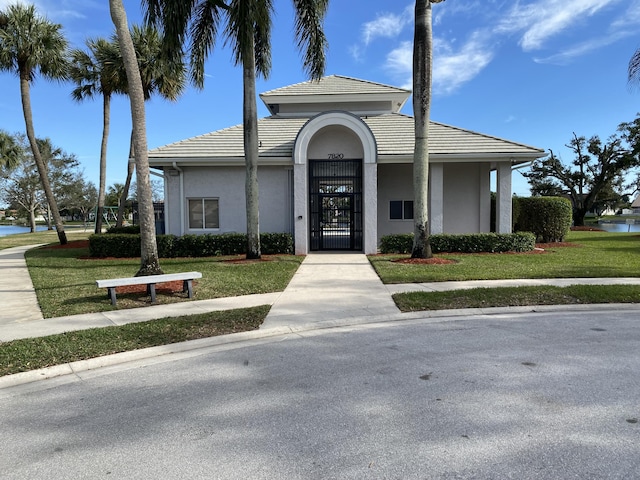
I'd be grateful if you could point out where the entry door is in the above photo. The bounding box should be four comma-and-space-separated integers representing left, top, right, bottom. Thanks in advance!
319, 194, 353, 250
309, 160, 363, 251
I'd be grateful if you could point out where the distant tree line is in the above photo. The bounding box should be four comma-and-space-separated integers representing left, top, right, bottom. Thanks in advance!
524, 114, 640, 226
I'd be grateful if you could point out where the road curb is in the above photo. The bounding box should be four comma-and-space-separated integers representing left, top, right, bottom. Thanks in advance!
2, 302, 639, 392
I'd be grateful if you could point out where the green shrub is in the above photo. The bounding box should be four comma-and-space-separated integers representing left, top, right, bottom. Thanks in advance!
89, 232, 294, 258
106, 225, 140, 234
89, 234, 141, 258
516, 197, 572, 242
379, 234, 414, 254
261, 233, 294, 254
379, 232, 535, 254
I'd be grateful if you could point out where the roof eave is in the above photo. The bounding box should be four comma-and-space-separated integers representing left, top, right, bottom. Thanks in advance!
378, 152, 546, 164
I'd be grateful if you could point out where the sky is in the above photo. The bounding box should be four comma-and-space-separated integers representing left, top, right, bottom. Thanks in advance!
1, 0, 640, 199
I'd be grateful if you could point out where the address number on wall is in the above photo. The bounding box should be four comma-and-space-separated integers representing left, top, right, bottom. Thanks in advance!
328, 153, 344, 159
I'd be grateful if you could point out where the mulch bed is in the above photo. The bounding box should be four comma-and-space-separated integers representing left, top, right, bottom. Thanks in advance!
42, 239, 90, 250
391, 241, 580, 265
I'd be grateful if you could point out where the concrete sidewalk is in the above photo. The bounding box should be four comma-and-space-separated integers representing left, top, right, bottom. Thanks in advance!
0, 245, 44, 324
2, 244, 640, 343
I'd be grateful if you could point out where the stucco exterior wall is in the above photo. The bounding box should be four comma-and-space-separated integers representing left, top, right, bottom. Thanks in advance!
442, 162, 491, 234
164, 171, 182, 235
307, 125, 364, 159
377, 163, 414, 238
164, 165, 291, 236
377, 161, 493, 243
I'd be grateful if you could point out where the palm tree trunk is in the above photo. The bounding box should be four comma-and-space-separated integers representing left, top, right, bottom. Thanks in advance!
110, 0, 162, 276
411, 0, 434, 259
28, 198, 36, 233
46, 202, 53, 230
116, 133, 135, 228
19, 70, 67, 245
95, 93, 111, 234
243, 41, 261, 260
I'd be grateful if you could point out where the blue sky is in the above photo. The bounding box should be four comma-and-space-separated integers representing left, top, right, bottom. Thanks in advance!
1, 0, 640, 198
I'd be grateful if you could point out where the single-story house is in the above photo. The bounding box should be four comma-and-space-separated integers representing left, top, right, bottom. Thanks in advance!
149, 75, 545, 254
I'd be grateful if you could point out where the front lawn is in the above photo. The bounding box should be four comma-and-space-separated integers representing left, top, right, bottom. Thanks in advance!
25, 242, 302, 318
370, 231, 640, 284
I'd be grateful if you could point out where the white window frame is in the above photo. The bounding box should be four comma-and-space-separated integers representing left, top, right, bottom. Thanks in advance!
188, 198, 219, 230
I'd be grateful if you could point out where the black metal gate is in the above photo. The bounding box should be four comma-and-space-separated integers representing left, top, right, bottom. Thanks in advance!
309, 160, 363, 250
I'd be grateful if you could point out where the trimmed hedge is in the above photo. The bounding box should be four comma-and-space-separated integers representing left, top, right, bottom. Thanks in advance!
89, 232, 294, 258
105, 225, 141, 234
379, 232, 536, 254
515, 196, 572, 242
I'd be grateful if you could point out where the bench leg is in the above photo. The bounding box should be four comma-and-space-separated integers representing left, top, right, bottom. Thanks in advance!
107, 287, 117, 306
183, 280, 194, 298
147, 283, 157, 303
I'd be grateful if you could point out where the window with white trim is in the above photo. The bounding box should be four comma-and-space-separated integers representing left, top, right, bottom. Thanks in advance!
188, 198, 219, 229
390, 200, 413, 220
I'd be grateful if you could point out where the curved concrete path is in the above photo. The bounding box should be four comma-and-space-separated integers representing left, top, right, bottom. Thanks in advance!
0, 245, 44, 324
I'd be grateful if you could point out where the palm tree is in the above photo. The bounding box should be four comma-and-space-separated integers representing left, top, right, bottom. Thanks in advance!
411, 0, 444, 259
70, 37, 123, 234
143, 0, 329, 259
629, 49, 640, 88
109, 0, 163, 276
0, 131, 22, 170
114, 24, 187, 229
0, 3, 70, 244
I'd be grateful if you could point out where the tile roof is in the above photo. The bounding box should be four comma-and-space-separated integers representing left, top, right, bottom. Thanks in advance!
149, 113, 545, 162
260, 75, 410, 98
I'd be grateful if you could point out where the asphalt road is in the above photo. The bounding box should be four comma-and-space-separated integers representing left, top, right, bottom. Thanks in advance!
2, 308, 640, 479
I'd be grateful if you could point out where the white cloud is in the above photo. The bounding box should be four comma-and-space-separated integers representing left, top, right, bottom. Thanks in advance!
349, 44, 364, 63
385, 41, 413, 89
385, 32, 495, 95
497, 0, 621, 51
534, 29, 633, 64
359, 0, 628, 97
432, 32, 494, 94
611, 0, 640, 29
362, 4, 413, 45
0, 0, 87, 19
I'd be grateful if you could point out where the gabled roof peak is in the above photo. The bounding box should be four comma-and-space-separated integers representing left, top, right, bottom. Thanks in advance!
260, 74, 411, 97
259, 75, 411, 115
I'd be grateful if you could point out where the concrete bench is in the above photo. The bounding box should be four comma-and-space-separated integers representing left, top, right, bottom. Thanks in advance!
96, 271, 202, 305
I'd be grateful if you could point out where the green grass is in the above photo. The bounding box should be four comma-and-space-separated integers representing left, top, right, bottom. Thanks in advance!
370, 231, 640, 283
393, 284, 640, 312
0, 226, 93, 250
25, 243, 302, 318
0, 306, 268, 377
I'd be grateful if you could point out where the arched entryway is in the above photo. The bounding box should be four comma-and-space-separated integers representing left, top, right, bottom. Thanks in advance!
293, 112, 378, 254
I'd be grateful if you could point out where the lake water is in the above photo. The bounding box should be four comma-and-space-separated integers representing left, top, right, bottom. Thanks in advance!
0, 225, 49, 237
594, 222, 640, 233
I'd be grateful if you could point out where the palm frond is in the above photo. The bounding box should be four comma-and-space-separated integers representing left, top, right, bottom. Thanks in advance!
292, 0, 328, 80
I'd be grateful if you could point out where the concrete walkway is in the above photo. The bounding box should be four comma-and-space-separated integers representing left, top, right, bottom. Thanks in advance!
262, 253, 400, 329
0, 245, 44, 324
2, 244, 640, 343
